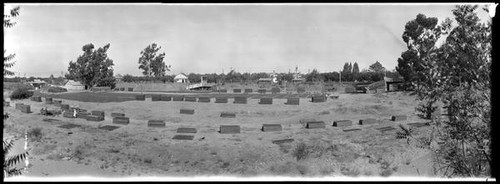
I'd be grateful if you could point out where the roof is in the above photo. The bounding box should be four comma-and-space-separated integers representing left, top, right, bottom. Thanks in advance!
384, 76, 404, 82
174, 73, 188, 79
65, 80, 83, 86
28, 79, 46, 84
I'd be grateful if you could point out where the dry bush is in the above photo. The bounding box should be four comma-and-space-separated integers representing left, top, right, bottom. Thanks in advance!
292, 141, 334, 161
71, 141, 93, 161
27, 127, 43, 142
340, 165, 361, 177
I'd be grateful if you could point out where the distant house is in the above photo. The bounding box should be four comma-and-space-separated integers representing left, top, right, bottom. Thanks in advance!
292, 78, 305, 83
384, 77, 405, 91
115, 74, 123, 82
28, 79, 47, 90
64, 80, 85, 90
292, 72, 305, 83
174, 73, 189, 83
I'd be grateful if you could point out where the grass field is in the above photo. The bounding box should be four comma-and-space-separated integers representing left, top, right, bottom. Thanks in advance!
4, 88, 439, 179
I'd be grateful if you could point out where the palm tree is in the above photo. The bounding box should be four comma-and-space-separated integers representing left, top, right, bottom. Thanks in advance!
3, 139, 29, 178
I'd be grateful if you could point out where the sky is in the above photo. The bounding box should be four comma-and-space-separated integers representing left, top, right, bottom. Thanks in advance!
3, 3, 494, 78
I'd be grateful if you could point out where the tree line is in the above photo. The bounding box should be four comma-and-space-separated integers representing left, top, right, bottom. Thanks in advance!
64, 39, 402, 87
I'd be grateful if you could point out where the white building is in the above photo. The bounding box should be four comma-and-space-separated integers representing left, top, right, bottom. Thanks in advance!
174, 73, 189, 83
63, 80, 85, 90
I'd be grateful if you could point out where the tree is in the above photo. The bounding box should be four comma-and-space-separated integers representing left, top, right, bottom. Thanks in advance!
321, 72, 339, 82
278, 73, 294, 83
188, 73, 201, 83
305, 69, 323, 82
341, 62, 353, 82
430, 5, 491, 177
396, 13, 447, 91
398, 5, 491, 177
4, 6, 20, 78
138, 43, 170, 77
352, 62, 360, 81
368, 61, 386, 73
3, 139, 29, 178
397, 13, 452, 119
67, 43, 116, 89
396, 50, 419, 88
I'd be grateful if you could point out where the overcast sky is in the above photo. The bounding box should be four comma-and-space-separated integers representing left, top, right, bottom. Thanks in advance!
4, 3, 493, 77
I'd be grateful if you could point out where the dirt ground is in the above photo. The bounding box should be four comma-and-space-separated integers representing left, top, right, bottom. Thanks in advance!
3, 89, 439, 180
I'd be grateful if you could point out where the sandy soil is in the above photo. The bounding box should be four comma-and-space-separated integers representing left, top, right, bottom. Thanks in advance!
3, 90, 439, 180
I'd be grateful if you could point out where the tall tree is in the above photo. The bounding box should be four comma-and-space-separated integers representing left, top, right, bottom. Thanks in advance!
352, 62, 360, 81
138, 43, 170, 77
341, 62, 353, 82
4, 6, 20, 77
397, 13, 452, 119
430, 5, 492, 177
352, 62, 360, 74
67, 43, 116, 89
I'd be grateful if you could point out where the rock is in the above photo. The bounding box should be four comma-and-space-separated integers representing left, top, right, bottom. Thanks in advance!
62, 157, 71, 161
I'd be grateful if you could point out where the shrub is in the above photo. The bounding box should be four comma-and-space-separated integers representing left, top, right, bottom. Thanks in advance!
10, 86, 34, 99
27, 127, 43, 142
293, 142, 309, 161
47, 86, 68, 93
344, 85, 356, 93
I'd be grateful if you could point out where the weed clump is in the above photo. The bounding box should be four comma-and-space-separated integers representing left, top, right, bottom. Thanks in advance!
27, 127, 43, 142
10, 86, 34, 100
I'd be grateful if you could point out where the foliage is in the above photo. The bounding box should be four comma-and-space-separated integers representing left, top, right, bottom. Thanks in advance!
320, 72, 340, 82
121, 74, 175, 83
67, 43, 116, 89
278, 73, 294, 83
3, 138, 29, 178
368, 61, 386, 73
4, 6, 20, 78
305, 69, 323, 82
188, 73, 202, 83
397, 12, 452, 119
119, 70, 389, 84
396, 124, 416, 145
352, 62, 360, 74
138, 43, 171, 77
430, 5, 491, 177
4, 51, 16, 77
341, 62, 353, 82
9, 86, 33, 100
401, 5, 491, 177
